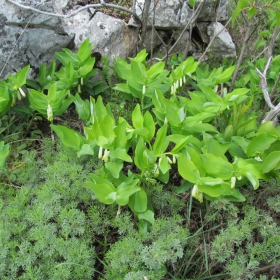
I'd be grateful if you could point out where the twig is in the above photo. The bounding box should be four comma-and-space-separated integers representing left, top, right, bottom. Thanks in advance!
6, 0, 141, 23
256, 56, 280, 124
0, 13, 34, 79
138, 0, 151, 48
156, 0, 204, 62
199, 17, 232, 62
229, 17, 254, 92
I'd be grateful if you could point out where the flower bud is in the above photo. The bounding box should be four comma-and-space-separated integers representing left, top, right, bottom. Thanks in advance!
167, 156, 173, 164
98, 146, 103, 159
17, 91, 21, 101
102, 149, 110, 162
19, 87, 26, 97
230, 177, 236, 188
192, 185, 203, 203
47, 104, 53, 122
142, 85, 146, 95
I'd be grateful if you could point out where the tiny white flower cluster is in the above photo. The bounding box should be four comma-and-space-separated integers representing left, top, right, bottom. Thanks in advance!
14, 86, 26, 102
98, 146, 110, 162
142, 85, 146, 95
191, 185, 203, 203
47, 104, 53, 122
171, 76, 186, 95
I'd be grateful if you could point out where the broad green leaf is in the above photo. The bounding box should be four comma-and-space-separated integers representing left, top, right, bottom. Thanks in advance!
109, 148, 132, 162
143, 111, 155, 142
95, 96, 108, 123
55, 49, 79, 67
248, 7, 258, 19
199, 85, 222, 103
77, 38, 92, 62
204, 136, 227, 158
159, 154, 171, 174
247, 133, 278, 157
215, 65, 236, 83
245, 172, 259, 189
99, 114, 115, 138
138, 210, 154, 224
28, 89, 48, 115
255, 39, 267, 50
257, 121, 279, 137
16, 65, 30, 86
105, 161, 123, 178
132, 104, 143, 129
0, 141, 10, 169
89, 173, 114, 186
224, 124, 234, 141
131, 61, 146, 84
129, 188, 147, 213
113, 83, 131, 93
198, 182, 244, 200
51, 124, 86, 151
185, 146, 206, 176
78, 57, 95, 77
116, 183, 141, 205
177, 153, 200, 183
0, 86, 11, 116
201, 153, 232, 180
183, 123, 219, 134
224, 88, 249, 102
153, 124, 168, 155
232, 8, 242, 27
134, 137, 148, 171
87, 182, 116, 204
171, 135, 192, 153
189, 0, 196, 7
146, 62, 165, 77
73, 94, 90, 123
184, 112, 215, 126
77, 143, 95, 157
262, 151, 280, 173
131, 49, 148, 62
237, 0, 249, 10
113, 120, 128, 149
232, 136, 249, 154
176, 180, 193, 194
199, 177, 223, 186
165, 100, 185, 127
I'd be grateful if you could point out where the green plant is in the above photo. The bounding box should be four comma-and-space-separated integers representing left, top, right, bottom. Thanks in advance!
210, 204, 280, 279
104, 216, 189, 280
48, 45, 280, 238
0, 143, 99, 279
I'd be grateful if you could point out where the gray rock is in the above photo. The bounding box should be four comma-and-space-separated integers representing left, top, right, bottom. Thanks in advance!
207, 22, 236, 57
134, 0, 229, 29
135, 0, 192, 29
62, 10, 139, 60
0, 0, 73, 79
196, 0, 229, 21
0, 0, 236, 80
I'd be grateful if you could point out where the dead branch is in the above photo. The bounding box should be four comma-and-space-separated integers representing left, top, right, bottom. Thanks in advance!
6, 0, 141, 23
256, 56, 280, 124
199, 17, 231, 62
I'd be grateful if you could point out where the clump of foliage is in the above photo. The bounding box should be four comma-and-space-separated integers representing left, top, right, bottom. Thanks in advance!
1, 0, 280, 278
0, 143, 99, 279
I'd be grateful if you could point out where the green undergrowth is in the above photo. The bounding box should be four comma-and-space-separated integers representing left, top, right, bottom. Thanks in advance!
0, 140, 280, 279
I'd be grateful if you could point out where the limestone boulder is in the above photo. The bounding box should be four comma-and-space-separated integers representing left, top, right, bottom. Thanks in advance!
207, 22, 236, 57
